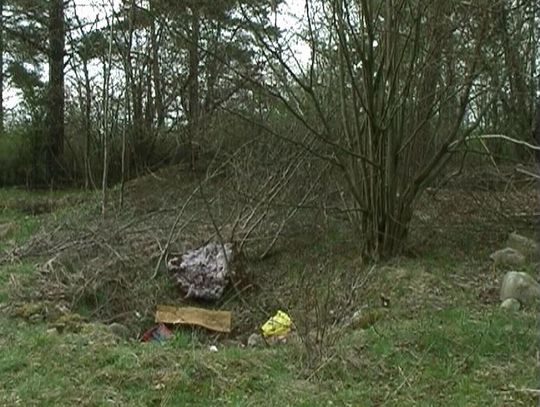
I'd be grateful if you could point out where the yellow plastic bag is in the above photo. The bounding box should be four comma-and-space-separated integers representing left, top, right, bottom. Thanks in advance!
261, 310, 292, 337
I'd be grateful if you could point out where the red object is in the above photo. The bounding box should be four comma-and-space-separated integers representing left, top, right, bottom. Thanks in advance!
141, 323, 173, 342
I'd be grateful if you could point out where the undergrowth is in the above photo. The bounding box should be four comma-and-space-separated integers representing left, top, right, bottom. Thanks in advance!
0, 170, 537, 406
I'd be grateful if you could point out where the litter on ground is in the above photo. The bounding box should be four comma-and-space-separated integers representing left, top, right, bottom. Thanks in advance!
261, 310, 292, 338
155, 305, 232, 333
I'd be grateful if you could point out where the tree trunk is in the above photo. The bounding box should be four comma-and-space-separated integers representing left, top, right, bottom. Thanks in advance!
83, 61, 94, 189
188, 5, 200, 170
535, 100, 540, 164
101, 11, 114, 216
204, 22, 221, 116
46, 0, 65, 185
150, 4, 164, 128
497, 2, 529, 155
0, 0, 4, 136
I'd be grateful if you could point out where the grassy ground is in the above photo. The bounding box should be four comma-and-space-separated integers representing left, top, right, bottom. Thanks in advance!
0, 175, 538, 406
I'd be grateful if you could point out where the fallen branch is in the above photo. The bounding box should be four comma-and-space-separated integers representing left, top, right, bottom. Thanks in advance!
450, 134, 540, 151
515, 165, 540, 180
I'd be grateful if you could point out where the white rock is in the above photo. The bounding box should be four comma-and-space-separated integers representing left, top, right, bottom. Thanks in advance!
247, 333, 263, 347
490, 247, 526, 268
500, 298, 521, 311
507, 232, 539, 259
208, 345, 218, 352
500, 271, 540, 305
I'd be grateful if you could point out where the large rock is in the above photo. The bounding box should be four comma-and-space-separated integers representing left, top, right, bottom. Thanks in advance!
489, 247, 526, 268
500, 271, 540, 305
506, 232, 538, 259
167, 242, 233, 301
500, 298, 520, 311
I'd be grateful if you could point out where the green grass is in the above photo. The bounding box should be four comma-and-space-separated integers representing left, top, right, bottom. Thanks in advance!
0, 316, 309, 406
0, 307, 535, 406
0, 186, 537, 406
0, 187, 96, 250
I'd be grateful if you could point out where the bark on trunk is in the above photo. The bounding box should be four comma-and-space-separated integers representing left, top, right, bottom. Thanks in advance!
150, 5, 164, 127
46, 0, 65, 184
0, 0, 4, 136
188, 6, 200, 170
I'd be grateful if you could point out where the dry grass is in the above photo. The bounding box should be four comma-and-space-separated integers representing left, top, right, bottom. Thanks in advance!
2, 164, 537, 340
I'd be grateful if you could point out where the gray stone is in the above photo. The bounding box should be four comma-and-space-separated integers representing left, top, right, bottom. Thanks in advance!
490, 247, 526, 268
507, 232, 539, 259
500, 271, 540, 305
348, 308, 387, 330
500, 298, 521, 311
247, 333, 263, 347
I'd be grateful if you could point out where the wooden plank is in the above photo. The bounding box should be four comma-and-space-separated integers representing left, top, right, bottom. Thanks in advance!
155, 305, 232, 333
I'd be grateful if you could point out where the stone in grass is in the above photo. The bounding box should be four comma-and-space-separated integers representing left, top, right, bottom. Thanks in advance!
506, 232, 539, 260
489, 247, 526, 268
348, 308, 388, 330
500, 298, 521, 311
500, 271, 540, 306
247, 333, 263, 347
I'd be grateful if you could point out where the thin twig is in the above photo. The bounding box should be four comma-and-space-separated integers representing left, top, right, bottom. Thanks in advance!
151, 187, 200, 279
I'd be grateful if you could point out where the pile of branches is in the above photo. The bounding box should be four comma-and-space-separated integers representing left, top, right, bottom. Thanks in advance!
4, 210, 182, 326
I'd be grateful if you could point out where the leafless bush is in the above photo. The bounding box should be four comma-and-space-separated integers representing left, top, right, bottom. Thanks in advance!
286, 263, 378, 371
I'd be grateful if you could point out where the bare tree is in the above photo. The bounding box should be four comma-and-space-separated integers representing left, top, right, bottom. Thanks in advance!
101, 6, 115, 216
248, 0, 496, 258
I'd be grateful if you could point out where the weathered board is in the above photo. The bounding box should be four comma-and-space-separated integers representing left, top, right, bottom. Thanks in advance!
155, 305, 232, 333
